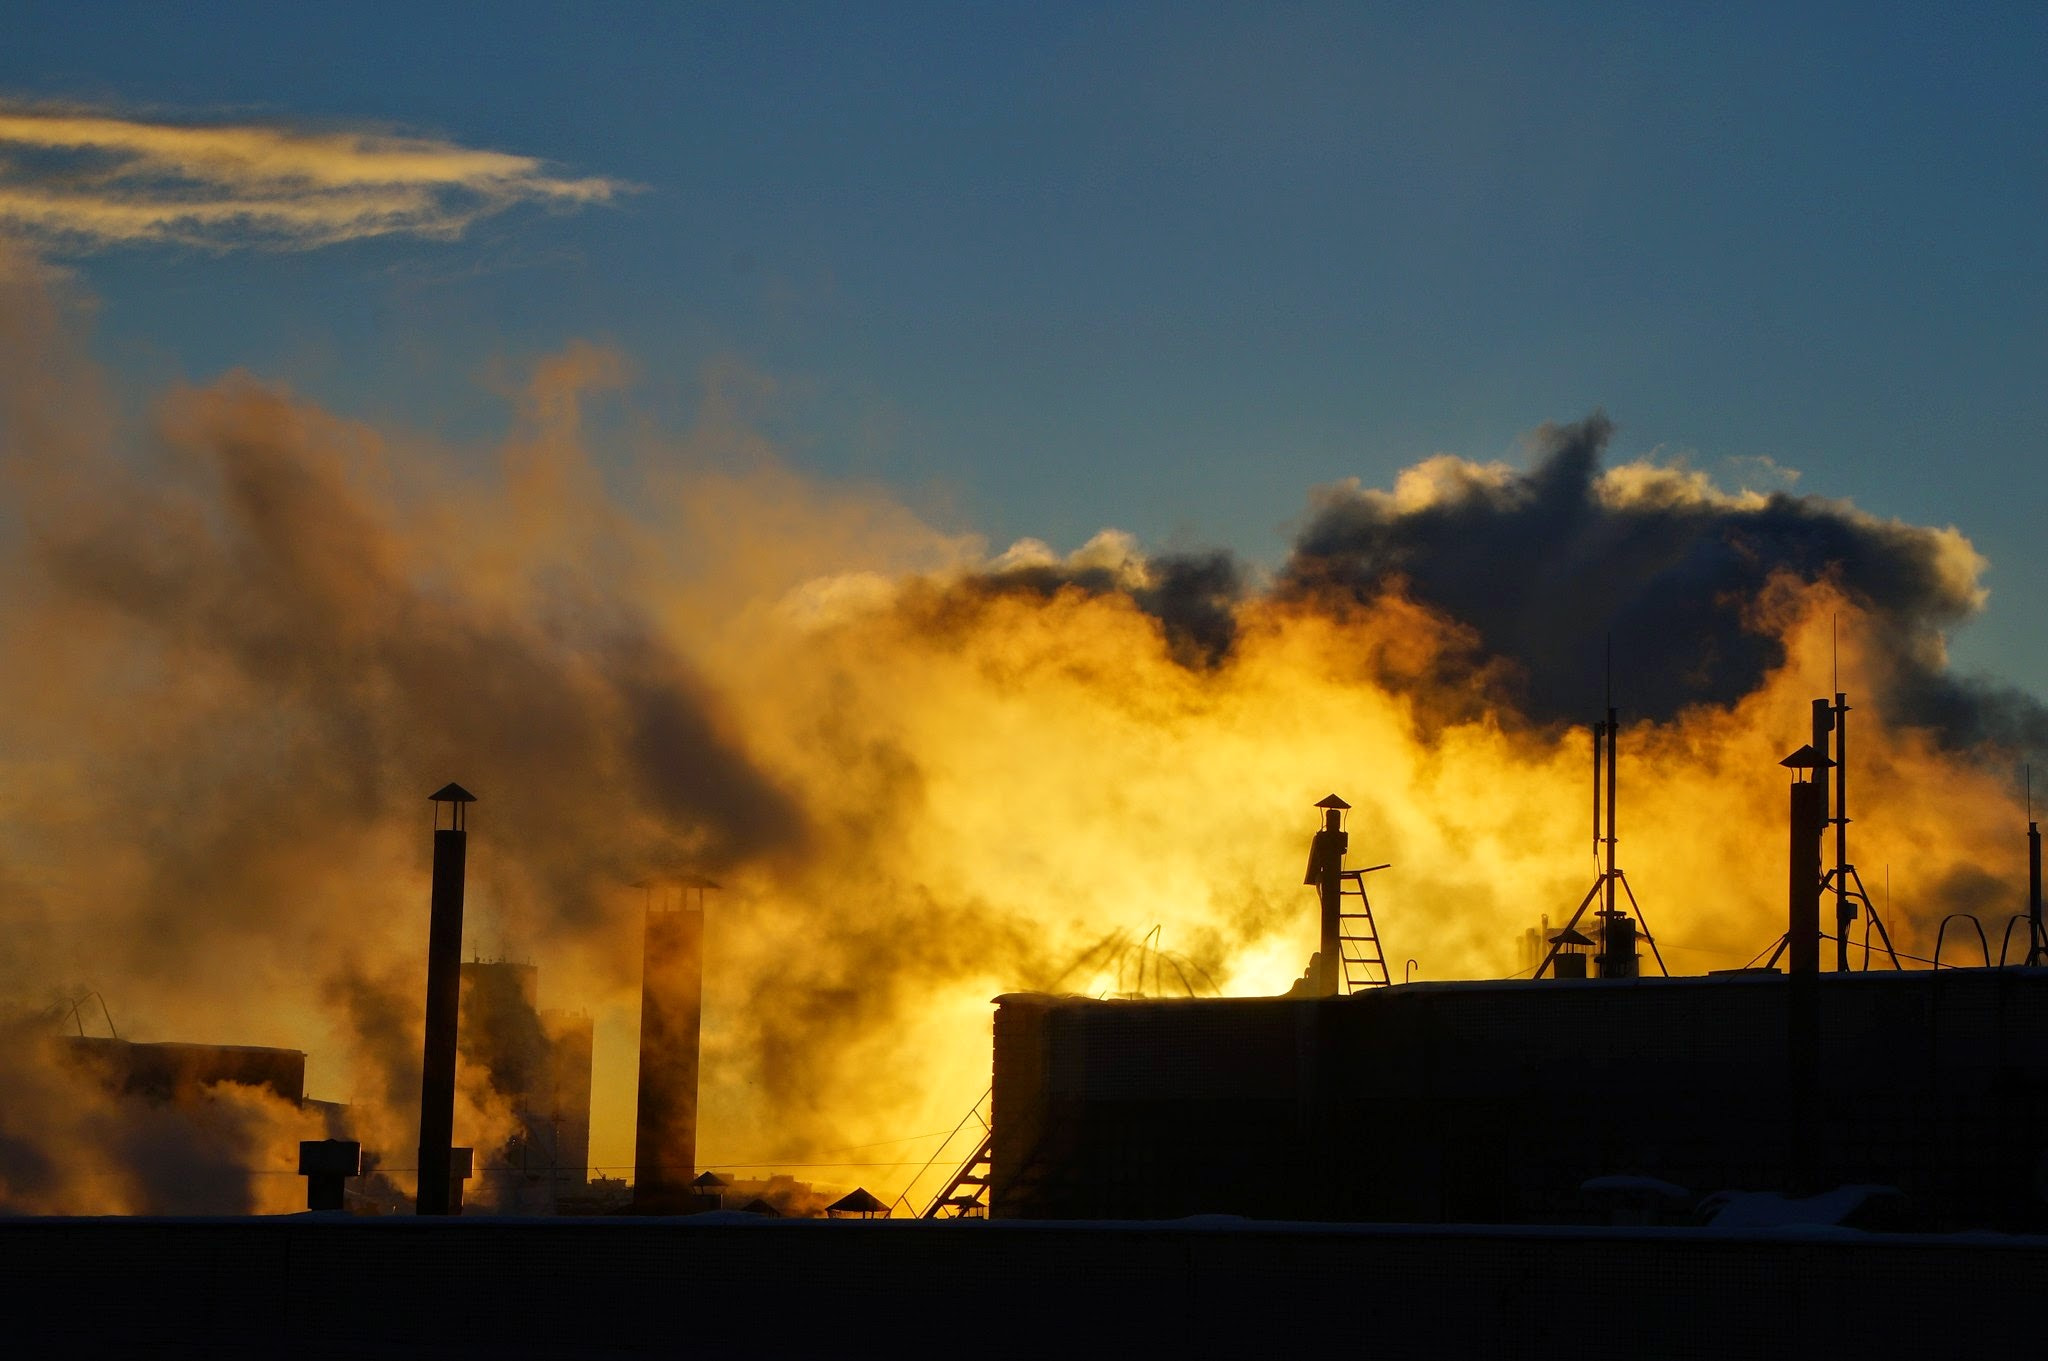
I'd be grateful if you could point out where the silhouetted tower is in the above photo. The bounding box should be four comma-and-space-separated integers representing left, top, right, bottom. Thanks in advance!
1828, 694, 1852, 971
634, 878, 713, 1210
1780, 742, 1829, 1191
1529, 706, 1665, 981
1780, 747, 1829, 975
1303, 796, 1350, 997
2029, 814, 2044, 968
416, 782, 475, 1216
1591, 708, 1638, 978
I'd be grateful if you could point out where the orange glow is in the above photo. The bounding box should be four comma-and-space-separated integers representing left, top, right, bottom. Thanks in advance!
0, 258, 2033, 1212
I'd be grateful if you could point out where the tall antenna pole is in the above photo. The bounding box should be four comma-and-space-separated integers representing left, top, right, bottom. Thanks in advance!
1596, 634, 1619, 973
1592, 718, 1603, 859
1834, 692, 1851, 973
1604, 703, 1618, 930
2029, 767, 2043, 968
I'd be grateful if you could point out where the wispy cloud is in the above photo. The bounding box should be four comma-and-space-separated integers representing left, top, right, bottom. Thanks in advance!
0, 103, 629, 252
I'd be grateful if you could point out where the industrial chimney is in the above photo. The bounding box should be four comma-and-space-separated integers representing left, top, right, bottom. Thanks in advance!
633, 878, 713, 1212
1779, 747, 1828, 975
415, 782, 475, 1217
1303, 796, 1350, 998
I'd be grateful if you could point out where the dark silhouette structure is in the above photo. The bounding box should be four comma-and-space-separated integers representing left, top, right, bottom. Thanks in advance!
459, 961, 595, 1212
415, 783, 474, 1217
633, 879, 712, 1211
1756, 695, 1900, 972
2030, 810, 2045, 968
826, 1187, 889, 1219
1303, 796, 1348, 996
1781, 742, 1828, 976
297, 1139, 360, 1211
1532, 705, 1665, 980
990, 968, 2048, 1228
8, 1215, 2043, 1356
991, 723, 2048, 1230
61, 1038, 305, 1104
1295, 795, 1392, 996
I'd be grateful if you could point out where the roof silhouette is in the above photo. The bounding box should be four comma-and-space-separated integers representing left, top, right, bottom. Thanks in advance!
827, 1187, 887, 1216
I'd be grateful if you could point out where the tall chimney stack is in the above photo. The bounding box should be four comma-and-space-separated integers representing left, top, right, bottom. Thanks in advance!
634, 878, 712, 1211
1780, 747, 1827, 976
1303, 796, 1350, 998
1779, 745, 1827, 1192
415, 783, 475, 1217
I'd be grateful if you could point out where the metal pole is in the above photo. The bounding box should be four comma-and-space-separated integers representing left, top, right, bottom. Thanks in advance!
2029, 820, 2043, 967
1597, 709, 1618, 974
1834, 693, 1851, 973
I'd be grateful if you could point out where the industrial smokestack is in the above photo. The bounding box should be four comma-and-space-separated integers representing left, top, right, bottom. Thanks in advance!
415, 782, 475, 1217
1780, 748, 1827, 976
1780, 744, 1827, 1193
634, 878, 712, 1211
1303, 796, 1350, 997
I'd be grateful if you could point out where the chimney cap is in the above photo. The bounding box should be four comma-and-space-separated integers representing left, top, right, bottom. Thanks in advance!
692, 1170, 731, 1189
429, 782, 477, 803
1778, 745, 1834, 771
1315, 794, 1351, 810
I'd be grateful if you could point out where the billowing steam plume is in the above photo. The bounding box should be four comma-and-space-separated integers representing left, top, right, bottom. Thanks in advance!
0, 257, 2039, 1213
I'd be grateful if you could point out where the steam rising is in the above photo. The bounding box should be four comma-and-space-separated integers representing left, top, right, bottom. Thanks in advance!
0, 259, 2040, 1213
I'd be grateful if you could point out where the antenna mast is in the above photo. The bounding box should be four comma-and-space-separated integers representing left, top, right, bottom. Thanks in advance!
1529, 643, 1668, 981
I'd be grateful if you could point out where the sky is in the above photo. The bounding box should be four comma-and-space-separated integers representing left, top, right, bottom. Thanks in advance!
3, 0, 2047, 1206
3, 2, 2043, 680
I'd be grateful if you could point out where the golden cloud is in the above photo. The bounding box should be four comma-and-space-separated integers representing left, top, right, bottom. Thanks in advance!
0, 104, 628, 251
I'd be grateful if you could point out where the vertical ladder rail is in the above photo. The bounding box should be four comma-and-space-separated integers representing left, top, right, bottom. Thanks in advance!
1336, 864, 1393, 992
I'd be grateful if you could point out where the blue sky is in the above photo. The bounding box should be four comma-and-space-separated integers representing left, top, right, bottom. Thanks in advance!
3, 1, 2044, 686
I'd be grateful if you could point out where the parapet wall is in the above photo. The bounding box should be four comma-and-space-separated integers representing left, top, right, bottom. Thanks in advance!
992, 969, 2048, 1227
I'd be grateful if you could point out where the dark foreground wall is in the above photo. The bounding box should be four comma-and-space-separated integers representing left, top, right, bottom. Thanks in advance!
994, 969, 2048, 1227
1, 1215, 2041, 1358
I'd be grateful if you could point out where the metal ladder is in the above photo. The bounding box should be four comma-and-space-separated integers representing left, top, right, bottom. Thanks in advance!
1337, 865, 1392, 992
892, 1090, 994, 1219
922, 1135, 992, 1218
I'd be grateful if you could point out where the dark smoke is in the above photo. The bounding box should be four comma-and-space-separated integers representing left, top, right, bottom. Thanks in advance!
1280, 413, 2045, 743
917, 549, 1244, 669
